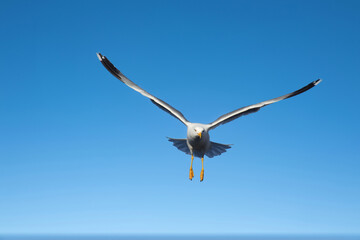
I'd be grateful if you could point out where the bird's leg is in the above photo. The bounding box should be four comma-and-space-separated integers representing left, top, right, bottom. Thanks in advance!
189, 155, 194, 180
200, 157, 204, 182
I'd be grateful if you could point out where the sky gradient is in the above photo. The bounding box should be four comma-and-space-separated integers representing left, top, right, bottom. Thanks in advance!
0, 0, 360, 235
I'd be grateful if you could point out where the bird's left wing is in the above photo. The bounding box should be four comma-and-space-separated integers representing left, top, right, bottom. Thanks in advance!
207, 79, 322, 130
97, 53, 190, 126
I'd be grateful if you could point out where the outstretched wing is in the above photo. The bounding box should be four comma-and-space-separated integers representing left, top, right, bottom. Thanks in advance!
97, 53, 190, 126
208, 79, 322, 130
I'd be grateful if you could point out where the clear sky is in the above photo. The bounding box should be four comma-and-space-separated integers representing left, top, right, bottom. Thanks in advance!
0, 0, 359, 236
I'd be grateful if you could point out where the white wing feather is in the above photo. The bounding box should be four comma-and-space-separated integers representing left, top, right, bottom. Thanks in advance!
208, 79, 322, 130
97, 53, 190, 126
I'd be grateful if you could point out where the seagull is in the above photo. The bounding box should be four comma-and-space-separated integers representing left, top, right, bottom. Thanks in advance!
96, 53, 321, 182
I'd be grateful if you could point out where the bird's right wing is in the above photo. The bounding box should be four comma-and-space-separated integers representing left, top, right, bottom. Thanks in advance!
97, 53, 190, 126
207, 79, 322, 130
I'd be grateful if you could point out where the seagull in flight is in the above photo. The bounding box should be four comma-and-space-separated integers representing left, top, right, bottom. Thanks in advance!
97, 53, 321, 182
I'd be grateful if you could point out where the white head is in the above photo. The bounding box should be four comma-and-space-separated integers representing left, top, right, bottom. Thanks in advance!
194, 126, 205, 139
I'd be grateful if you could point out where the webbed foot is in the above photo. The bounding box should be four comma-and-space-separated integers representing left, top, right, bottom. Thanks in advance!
189, 168, 194, 180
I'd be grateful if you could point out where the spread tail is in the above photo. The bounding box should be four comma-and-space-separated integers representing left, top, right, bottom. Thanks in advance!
168, 138, 231, 158
168, 138, 191, 155
205, 141, 232, 158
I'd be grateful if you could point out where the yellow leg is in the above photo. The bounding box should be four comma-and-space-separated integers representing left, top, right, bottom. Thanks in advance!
200, 157, 204, 182
189, 155, 194, 180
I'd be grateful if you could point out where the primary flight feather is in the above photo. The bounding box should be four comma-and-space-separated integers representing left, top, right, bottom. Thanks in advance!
97, 53, 321, 182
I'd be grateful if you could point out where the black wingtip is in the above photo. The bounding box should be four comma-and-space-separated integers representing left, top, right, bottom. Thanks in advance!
314, 79, 322, 85
96, 52, 103, 61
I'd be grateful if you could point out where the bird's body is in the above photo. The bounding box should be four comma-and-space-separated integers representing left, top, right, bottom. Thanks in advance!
97, 53, 321, 181
187, 124, 210, 157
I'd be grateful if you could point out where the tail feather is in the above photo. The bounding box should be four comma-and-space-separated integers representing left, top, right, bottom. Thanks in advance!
168, 138, 191, 155
205, 141, 232, 158
168, 138, 231, 158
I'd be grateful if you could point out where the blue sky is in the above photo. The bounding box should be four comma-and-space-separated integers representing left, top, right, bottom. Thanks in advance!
0, 0, 360, 235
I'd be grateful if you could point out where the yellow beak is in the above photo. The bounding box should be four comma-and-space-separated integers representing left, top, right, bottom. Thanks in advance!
197, 132, 202, 138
